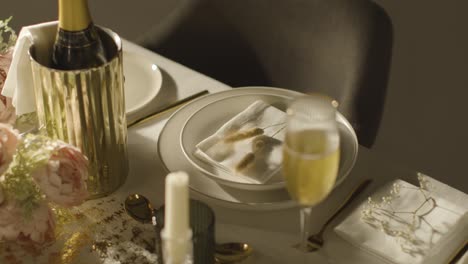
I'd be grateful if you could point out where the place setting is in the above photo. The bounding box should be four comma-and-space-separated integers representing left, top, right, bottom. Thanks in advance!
1, 1, 468, 263
158, 87, 359, 210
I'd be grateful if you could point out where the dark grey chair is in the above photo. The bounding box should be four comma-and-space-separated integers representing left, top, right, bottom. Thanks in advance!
141, 0, 393, 148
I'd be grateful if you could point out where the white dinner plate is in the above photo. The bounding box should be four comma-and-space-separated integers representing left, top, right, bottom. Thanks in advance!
123, 51, 162, 115
158, 87, 358, 210
180, 92, 358, 191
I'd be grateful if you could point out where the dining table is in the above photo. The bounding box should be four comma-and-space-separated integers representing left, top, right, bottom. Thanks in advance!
1, 39, 467, 264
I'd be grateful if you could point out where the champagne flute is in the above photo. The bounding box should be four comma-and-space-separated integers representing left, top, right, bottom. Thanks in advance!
282, 95, 340, 252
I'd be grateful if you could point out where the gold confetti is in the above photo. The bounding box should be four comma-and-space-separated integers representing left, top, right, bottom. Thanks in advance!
59, 231, 92, 264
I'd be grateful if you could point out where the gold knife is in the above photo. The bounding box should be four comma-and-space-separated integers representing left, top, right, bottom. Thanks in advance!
127, 90, 209, 128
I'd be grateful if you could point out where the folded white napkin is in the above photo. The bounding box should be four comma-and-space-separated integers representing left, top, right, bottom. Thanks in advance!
194, 100, 286, 184
2, 21, 58, 116
334, 175, 468, 264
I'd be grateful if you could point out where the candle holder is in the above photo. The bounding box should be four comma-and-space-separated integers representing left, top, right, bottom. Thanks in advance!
161, 229, 193, 264
157, 199, 216, 264
28, 27, 128, 198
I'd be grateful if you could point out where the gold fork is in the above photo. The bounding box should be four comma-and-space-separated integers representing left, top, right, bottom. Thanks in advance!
306, 179, 373, 252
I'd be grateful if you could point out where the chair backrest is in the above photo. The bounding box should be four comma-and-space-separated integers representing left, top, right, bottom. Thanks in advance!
142, 0, 393, 148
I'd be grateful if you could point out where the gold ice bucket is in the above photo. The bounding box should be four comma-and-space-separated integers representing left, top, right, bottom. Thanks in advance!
29, 27, 128, 198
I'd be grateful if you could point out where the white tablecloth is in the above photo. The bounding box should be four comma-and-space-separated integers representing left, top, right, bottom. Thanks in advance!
123, 40, 468, 264
2, 40, 467, 264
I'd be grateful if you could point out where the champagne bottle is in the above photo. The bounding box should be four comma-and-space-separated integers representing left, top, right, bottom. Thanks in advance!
51, 0, 108, 70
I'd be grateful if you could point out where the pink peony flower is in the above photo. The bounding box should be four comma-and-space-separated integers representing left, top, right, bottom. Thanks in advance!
0, 123, 19, 175
17, 202, 56, 245
0, 199, 55, 245
32, 142, 89, 207
0, 184, 4, 205
0, 197, 23, 241
0, 49, 16, 124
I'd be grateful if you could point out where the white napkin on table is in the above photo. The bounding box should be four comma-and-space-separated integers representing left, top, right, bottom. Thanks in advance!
2, 21, 58, 116
334, 175, 468, 264
194, 100, 286, 184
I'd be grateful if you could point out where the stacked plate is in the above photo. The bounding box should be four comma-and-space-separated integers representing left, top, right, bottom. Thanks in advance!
123, 50, 162, 115
158, 87, 358, 210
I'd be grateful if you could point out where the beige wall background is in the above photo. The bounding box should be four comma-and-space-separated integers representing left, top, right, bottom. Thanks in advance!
2, 1, 467, 191
372, 0, 467, 190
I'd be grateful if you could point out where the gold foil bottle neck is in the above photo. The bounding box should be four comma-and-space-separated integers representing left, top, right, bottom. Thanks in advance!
58, 0, 92, 31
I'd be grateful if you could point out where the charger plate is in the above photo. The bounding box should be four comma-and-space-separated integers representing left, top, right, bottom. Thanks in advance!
158, 87, 358, 210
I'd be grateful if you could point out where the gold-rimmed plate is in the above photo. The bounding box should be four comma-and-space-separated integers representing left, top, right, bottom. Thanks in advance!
158, 87, 358, 210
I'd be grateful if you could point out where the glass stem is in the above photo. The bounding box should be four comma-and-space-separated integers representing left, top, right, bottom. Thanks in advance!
299, 207, 312, 252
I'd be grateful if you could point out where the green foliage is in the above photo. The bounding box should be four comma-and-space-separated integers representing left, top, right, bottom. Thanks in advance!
0, 16, 17, 54
2, 134, 57, 217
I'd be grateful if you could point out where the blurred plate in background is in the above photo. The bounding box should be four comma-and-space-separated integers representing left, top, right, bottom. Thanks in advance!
123, 51, 162, 115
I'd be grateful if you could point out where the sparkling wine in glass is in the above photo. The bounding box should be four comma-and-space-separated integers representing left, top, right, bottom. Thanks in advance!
282, 95, 340, 252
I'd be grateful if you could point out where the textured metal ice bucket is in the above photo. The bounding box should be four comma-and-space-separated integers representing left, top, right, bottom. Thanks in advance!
29, 27, 128, 198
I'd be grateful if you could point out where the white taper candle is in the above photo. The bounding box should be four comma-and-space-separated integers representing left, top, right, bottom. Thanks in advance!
163, 171, 191, 263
